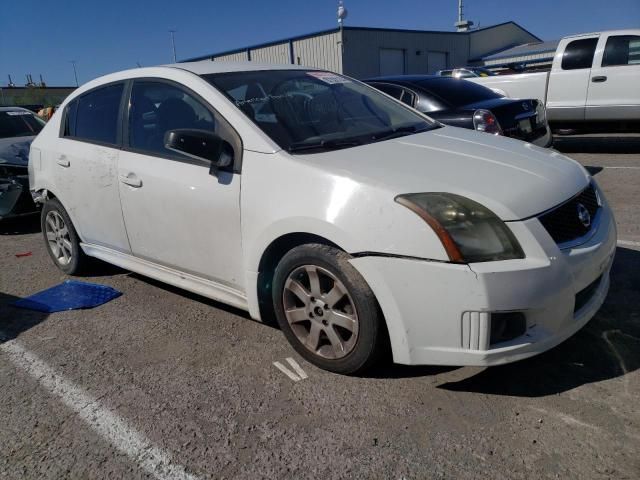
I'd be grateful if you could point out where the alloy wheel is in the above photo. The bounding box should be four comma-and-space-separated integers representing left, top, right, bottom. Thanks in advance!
282, 265, 359, 359
45, 211, 73, 266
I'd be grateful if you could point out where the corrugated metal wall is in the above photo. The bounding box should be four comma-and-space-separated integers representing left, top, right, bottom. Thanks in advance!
484, 52, 553, 67
213, 51, 249, 62
250, 43, 290, 63
293, 31, 342, 72
341, 30, 469, 79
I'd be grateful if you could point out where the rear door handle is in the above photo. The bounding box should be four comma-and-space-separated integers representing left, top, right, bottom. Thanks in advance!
56, 155, 70, 167
591, 76, 607, 83
119, 173, 142, 188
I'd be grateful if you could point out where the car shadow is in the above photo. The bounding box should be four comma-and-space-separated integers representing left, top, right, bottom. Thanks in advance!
437, 246, 640, 397
0, 214, 41, 235
553, 134, 640, 154
0, 292, 50, 343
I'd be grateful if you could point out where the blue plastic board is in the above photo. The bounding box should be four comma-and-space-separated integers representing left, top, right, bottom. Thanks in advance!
12, 280, 122, 313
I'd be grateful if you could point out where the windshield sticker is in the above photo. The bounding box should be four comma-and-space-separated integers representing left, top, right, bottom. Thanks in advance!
6, 111, 32, 116
307, 71, 351, 84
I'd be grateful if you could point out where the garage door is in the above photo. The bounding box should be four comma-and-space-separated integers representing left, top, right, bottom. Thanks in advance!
379, 49, 405, 75
427, 51, 448, 73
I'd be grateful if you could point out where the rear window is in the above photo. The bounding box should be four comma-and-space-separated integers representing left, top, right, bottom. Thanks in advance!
63, 83, 124, 145
413, 78, 502, 108
561, 38, 598, 70
0, 110, 45, 139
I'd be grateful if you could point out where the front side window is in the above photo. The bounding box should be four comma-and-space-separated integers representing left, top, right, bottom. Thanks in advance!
0, 110, 45, 138
128, 81, 215, 157
602, 35, 640, 67
64, 83, 124, 144
203, 70, 438, 153
561, 38, 598, 70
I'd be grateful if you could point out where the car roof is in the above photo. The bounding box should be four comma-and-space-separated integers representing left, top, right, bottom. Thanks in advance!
168, 61, 312, 75
364, 75, 451, 84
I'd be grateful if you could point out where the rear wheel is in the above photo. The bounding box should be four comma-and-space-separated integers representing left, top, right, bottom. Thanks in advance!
272, 244, 386, 374
41, 198, 90, 275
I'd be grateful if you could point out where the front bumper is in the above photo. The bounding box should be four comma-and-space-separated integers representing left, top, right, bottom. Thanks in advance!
350, 203, 617, 366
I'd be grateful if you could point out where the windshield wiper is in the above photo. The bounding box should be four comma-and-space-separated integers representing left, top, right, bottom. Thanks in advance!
288, 138, 362, 153
371, 124, 433, 142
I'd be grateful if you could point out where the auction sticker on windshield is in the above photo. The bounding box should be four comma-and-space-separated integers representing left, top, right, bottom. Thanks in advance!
307, 71, 351, 84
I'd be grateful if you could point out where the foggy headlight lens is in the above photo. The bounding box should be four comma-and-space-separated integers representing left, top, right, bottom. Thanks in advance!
396, 193, 524, 263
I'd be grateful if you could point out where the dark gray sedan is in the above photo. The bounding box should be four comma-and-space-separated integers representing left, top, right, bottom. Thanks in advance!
365, 76, 552, 147
0, 107, 45, 219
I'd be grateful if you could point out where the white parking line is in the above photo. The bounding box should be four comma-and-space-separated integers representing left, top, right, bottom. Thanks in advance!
286, 357, 308, 380
0, 340, 202, 480
273, 361, 302, 381
618, 239, 640, 248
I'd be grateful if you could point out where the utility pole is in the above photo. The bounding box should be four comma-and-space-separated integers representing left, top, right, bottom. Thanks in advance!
169, 29, 177, 63
70, 60, 79, 87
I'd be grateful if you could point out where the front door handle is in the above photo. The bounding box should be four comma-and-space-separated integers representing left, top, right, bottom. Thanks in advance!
119, 173, 142, 188
592, 75, 607, 83
56, 155, 70, 167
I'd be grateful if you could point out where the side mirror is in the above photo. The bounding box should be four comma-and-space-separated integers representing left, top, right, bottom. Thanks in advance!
164, 129, 233, 170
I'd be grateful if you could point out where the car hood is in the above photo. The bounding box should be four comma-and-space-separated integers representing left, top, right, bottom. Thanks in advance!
0, 136, 35, 167
301, 126, 589, 221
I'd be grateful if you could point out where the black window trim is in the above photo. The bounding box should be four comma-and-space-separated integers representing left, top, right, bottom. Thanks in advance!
601, 34, 640, 68
59, 80, 127, 148
561, 37, 599, 71
121, 77, 244, 174
367, 81, 419, 108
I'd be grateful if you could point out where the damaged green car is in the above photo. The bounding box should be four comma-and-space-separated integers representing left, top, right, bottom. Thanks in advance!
0, 107, 44, 219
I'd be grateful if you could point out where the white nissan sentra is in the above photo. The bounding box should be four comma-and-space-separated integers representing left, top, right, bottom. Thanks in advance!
28, 62, 616, 374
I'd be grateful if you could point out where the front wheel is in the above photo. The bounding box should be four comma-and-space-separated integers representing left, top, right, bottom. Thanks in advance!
272, 244, 387, 374
41, 198, 90, 275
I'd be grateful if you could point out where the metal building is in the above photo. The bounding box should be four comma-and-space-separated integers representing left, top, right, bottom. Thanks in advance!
475, 39, 559, 70
183, 21, 541, 79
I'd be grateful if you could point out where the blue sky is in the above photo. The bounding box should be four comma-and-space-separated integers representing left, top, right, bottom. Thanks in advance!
1, 0, 638, 86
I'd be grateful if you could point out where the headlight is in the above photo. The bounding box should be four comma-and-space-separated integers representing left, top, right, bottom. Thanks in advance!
395, 193, 524, 263
473, 109, 502, 135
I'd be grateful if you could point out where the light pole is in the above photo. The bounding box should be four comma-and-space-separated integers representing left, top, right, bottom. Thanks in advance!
70, 60, 79, 87
169, 30, 177, 63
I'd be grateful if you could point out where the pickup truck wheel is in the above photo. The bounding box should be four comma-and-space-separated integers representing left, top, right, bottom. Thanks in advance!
41, 198, 90, 275
272, 244, 386, 375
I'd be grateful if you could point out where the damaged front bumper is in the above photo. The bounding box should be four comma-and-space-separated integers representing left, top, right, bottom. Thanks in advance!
0, 165, 39, 219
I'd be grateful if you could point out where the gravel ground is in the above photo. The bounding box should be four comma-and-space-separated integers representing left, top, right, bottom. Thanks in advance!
1, 134, 639, 479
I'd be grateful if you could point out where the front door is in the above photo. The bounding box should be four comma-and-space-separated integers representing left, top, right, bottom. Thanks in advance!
587, 33, 640, 121
117, 79, 244, 290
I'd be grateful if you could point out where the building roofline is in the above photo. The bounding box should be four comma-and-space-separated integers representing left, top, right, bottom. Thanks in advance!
182, 21, 541, 62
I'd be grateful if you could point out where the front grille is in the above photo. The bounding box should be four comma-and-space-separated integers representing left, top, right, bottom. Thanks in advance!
538, 184, 600, 245
574, 275, 603, 313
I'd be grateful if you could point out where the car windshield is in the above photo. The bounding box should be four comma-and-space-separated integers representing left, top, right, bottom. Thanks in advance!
202, 70, 438, 153
414, 79, 502, 108
0, 110, 45, 138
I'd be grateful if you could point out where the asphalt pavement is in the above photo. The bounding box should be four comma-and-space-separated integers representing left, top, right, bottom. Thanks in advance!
1, 134, 639, 479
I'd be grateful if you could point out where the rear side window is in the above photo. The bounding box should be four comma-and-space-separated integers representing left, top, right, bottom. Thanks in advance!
602, 35, 640, 66
63, 83, 124, 145
561, 38, 598, 70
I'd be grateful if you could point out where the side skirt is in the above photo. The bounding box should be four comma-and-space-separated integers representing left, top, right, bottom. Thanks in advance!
80, 243, 249, 311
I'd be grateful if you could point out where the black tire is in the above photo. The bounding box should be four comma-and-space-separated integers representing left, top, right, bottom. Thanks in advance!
272, 243, 387, 374
41, 198, 90, 275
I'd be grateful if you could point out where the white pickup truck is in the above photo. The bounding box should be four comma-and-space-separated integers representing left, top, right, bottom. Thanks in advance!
469, 30, 640, 132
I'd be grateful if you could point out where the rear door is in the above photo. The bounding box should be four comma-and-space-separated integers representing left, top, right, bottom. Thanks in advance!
547, 35, 599, 121
117, 78, 244, 289
586, 33, 640, 120
54, 83, 131, 252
